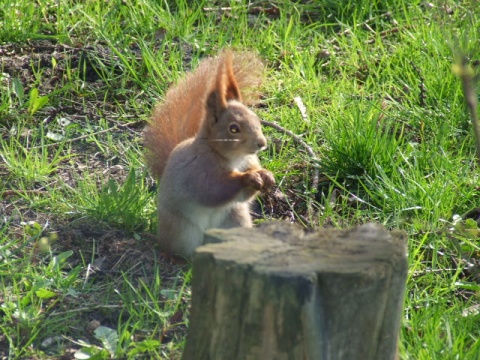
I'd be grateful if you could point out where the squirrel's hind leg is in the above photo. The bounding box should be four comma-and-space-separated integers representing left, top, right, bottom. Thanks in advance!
157, 208, 204, 258
221, 202, 253, 228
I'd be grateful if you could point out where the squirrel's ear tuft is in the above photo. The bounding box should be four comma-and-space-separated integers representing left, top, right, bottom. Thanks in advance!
216, 52, 242, 108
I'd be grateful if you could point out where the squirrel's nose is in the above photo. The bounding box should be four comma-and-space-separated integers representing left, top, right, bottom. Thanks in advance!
257, 136, 267, 150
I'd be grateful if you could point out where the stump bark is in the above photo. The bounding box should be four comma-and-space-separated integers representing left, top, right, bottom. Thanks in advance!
182, 222, 407, 360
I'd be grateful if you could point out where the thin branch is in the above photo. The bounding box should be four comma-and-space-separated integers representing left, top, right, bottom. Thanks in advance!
365, 27, 407, 44
29, 120, 144, 150
334, 12, 393, 38
261, 120, 319, 191
48, 303, 128, 316
203, 6, 232, 11
47, 300, 166, 317
1, 190, 47, 198
410, 268, 457, 278
455, 57, 480, 164
410, 61, 427, 107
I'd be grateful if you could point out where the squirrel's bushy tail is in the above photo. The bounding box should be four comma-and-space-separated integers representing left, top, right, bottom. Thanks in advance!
144, 51, 264, 179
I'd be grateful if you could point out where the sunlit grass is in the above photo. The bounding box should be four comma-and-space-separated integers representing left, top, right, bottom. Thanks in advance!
1, 0, 479, 358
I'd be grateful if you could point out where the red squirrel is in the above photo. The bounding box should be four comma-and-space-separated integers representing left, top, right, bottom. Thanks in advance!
144, 51, 275, 257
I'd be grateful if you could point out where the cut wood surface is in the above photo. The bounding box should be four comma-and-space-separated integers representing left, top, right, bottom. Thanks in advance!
183, 222, 407, 360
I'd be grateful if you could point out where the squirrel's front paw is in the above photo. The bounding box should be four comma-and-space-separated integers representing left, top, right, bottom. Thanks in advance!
256, 169, 275, 190
243, 171, 264, 190
243, 169, 275, 191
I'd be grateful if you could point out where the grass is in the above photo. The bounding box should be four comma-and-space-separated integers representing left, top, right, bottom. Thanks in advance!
1, 0, 480, 358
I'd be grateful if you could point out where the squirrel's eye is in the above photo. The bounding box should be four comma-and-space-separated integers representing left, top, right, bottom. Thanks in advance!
229, 124, 240, 133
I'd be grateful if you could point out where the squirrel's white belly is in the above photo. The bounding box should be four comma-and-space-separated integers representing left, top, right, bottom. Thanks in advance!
185, 202, 233, 231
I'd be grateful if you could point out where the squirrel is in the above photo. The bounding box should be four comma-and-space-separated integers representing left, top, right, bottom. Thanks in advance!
144, 51, 275, 258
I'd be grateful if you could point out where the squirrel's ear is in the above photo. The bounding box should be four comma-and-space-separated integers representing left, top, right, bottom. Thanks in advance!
216, 53, 242, 108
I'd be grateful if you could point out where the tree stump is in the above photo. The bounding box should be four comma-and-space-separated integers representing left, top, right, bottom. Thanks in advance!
182, 222, 407, 360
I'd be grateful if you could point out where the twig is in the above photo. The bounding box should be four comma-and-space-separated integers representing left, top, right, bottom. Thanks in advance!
203, 6, 232, 11
410, 268, 457, 278
29, 120, 144, 150
26, 42, 80, 52
365, 27, 405, 44
329, 12, 393, 41
454, 56, 480, 164
203, 5, 279, 16
261, 120, 319, 191
410, 61, 427, 107
48, 303, 128, 316
30, 128, 110, 149
1, 190, 47, 198
48, 300, 166, 317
